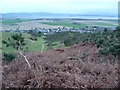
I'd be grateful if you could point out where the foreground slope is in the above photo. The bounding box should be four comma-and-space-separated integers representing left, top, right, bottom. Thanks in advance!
2, 42, 118, 88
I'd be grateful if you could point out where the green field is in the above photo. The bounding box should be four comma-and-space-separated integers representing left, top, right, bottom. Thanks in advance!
2, 19, 31, 25
2, 32, 31, 53
40, 20, 86, 28
92, 22, 117, 27
103, 19, 117, 22
1, 32, 65, 54
23, 36, 48, 52
40, 19, 117, 28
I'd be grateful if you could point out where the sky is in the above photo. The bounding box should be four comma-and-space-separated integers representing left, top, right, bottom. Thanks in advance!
0, 0, 119, 15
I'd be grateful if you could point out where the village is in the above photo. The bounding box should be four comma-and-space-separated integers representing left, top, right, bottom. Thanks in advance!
1, 25, 116, 35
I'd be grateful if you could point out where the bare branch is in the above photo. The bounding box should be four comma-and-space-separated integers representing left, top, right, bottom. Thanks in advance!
19, 51, 31, 69
41, 43, 44, 53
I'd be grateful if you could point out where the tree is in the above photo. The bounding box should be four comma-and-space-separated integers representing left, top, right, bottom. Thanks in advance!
28, 30, 42, 41
3, 33, 31, 69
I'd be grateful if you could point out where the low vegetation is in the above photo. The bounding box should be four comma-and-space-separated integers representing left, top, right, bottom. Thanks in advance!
3, 53, 16, 62
92, 22, 117, 27
3, 33, 31, 68
2, 42, 118, 88
40, 21, 86, 28
2, 26, 120, 62
2, 19, 31, 25
40, 19, 117, 28
45, 27, 120, 60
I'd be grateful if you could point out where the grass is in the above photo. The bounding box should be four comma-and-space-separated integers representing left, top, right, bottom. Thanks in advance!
103, 19, 117, 23
1, 32, 16, 53
52, 42, 65, 49
40, 20, 117, 28
2, 19, 31, 25
92, 22, 117, 27
40, 20, 86, 28
1, 32, 66, 54
47, 41, 65, 50
24, 36, 48, 52
2, 32, 31, 53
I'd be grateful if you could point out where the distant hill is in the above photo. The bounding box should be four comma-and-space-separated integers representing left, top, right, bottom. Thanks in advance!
2, 12, 117, 19
2, 12, 78, 19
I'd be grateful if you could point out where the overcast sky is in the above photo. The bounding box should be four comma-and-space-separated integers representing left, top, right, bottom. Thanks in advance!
0, 0, 119, 15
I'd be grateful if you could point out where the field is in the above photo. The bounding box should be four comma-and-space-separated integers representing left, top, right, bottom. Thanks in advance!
1, 19, 117, 31
40, 19, 117, 28
1, 32, 65, 54
91, 22, 116, 27
2, 19, 31, 25
40, 20, 86, 28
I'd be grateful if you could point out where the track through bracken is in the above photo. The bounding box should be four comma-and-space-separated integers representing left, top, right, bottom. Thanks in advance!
2, 42, 119, 88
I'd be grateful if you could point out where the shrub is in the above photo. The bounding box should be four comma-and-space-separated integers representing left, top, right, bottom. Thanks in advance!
64, 38, 72, 46
109, 44, 120, 56
3, 53, 16, 62
99, 49, 109, 56
29, 36, 37, 41
64, 38, 78, 46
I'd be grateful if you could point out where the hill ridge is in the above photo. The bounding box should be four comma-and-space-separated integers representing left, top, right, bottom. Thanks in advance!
2, 42, 118, 88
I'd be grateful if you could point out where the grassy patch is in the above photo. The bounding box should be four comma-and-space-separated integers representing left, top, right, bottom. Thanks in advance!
2, 19, 31, 25
2, 32, 31, 53
24, 36, 48, 52
47, 41, 65, 50
92, 22, 117, 27
40, 21, 86, 28
103, 19, 117, 23
1, 32, 65, 53
52, 42, 65, 49
40, 20, 117, 28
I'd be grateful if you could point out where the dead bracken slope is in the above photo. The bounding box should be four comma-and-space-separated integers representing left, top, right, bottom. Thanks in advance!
2, 42, 118, 88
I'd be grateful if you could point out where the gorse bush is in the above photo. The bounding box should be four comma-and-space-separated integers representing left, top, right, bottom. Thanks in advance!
45, 26, 120, 60
96, 27, 120, 58
99, 49, 109, 56
29, 36, 37, 41
3, 53, 16, 62
28, 30, 42, 41
64, 37, 79, 46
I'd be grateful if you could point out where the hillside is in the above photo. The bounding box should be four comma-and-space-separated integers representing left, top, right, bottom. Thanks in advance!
2, 42, 118, 88
2, 12, 117, 19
